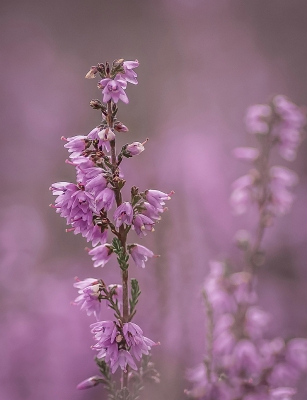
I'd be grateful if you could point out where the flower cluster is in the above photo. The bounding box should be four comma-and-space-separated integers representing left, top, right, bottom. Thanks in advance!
231, 95, 305, 218
187, 96, 306, 400
50, 59, 171, 395
187, 261, 307, 400
91, 321, 156, 373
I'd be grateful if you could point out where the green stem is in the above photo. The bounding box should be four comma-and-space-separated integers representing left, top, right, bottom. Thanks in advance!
107, 99, 129, 391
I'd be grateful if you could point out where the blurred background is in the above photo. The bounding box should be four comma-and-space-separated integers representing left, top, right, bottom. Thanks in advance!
1, 0, 307, 399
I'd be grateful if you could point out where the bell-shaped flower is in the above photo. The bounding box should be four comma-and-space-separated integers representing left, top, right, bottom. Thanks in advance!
126, 139, 147, 156
128, 244, 154, 268
63, 135, 88, 158
113, 202, 133, 228
123, 322, 156, 361
145, 189, 172, 209
89, 244, 113, 268
95, 187, 115, 211
87, 126, 111, 152
73, 278, 102, 319
133, 214, 155, 237
119, 60, 139, 85
245, 104, 271, 134
99, 76, 128, 104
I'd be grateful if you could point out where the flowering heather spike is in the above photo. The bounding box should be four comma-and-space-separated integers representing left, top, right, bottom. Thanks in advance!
186, 96, 306, 399
51, 59, 172, 395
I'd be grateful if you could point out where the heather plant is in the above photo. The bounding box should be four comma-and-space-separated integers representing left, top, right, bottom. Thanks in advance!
50, 59, 172, 399
186, 96, 307, 400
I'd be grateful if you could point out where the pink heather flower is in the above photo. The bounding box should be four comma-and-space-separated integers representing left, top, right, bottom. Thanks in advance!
230, 271, 257, 304
123, 322, 156, 361
63, 135, 88, 158
204, 261, 237, 314
70, 157, 95, 183
50, 182, 97, 226
233, 147, 260, 162
99, 76, 128, 104
71, 220, 107, 246
119, 60, 139, 85
128, 244, 154, 268
85, 172, 107, 197
269, 166, 298, 215
89, 244, 113, 268
142, 201, 163, 220
186, 364, 208, 398
230, 174, 255, 215
76, 375, 102, 390
285, 338, 307, 371
110, 349, 137, 373
245, 104, 271, 134
91, 320, 117, 341
186, 368, 232, 400
113, 202, 134, 228
95, 187, 115, 211
145, 189, 172, 209
87, 126, 111, 152
73, 278, 101, 319
232, 340, 263, 377
213, 327, 236, 356
98, 127, 116, 142
268, 363, 300, 387
259, 338, 285, 369
133, 214, 155, 237
272, 95, 305, 161
91, 321, 138, 373
245, 306, 270, 339
126, 139, 148, 156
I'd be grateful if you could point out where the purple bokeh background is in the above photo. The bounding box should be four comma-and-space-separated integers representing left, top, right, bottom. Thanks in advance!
1, 1, 307, 399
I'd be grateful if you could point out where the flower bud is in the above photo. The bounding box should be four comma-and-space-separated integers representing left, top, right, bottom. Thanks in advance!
114, 121, 129, 132
126, 139, 148, 156
76, 376, 102, 390
89, 99, 103, 109
85, 67, 98, 79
